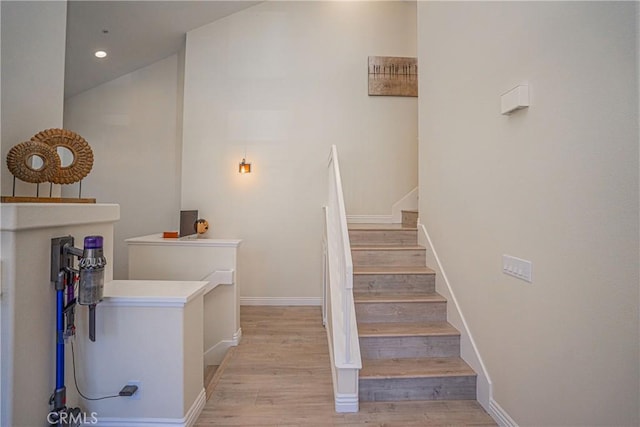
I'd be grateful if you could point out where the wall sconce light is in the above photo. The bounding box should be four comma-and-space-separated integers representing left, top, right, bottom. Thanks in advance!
238, 158, 251, 174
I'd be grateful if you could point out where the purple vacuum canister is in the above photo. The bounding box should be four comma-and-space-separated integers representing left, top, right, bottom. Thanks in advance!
79, 236, 107, 341
83, 235, 103, 250
78, 236, 106, 306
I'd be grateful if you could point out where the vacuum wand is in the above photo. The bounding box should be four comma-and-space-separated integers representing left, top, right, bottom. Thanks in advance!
89, 305, 97, 342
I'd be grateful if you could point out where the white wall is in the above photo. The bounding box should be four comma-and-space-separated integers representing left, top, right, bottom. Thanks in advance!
418, 2, 639, 426
0, 3, 67, 425
64, 54, 183, 279
1, 1, 67, 197
182, 1, 417, 299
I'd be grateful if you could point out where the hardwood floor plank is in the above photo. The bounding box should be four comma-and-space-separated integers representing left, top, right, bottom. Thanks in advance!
359, 376, 477, 402
351, 246, 427, 267
355, 300, 447, 323
360, 335, 461, 359
353, 266, 435, 274
348, 223, 417, 230
349, 229, 418, 246
354, 292, 446, 303
360, 357, 476, 379
357, 321, 460, 337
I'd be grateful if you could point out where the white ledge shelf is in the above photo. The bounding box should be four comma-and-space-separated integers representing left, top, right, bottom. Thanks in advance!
102, 280, 207, 307
0, 203, 120, 231
126, 233, 242, 247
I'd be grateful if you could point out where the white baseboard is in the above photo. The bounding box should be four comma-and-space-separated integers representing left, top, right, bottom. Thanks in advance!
391, 187, 418, 223
184, 389, 207, 427
325, 317, 359, 414
490, 398, 519, 427
417, 221, 493, 413
334, 392, 359, 413
348, 188, 418, 225
95, 388, 206, 427
240, 297, 322, 306
346, 215, 393, 224
233, 327, 242, 343
204, 328, 241, 365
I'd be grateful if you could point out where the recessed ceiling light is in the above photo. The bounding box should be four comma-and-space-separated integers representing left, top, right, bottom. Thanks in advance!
94, 50, 107, 59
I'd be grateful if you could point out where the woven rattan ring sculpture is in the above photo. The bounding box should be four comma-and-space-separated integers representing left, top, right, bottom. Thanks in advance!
6, 140, 61, 184
31, 128, 94, 184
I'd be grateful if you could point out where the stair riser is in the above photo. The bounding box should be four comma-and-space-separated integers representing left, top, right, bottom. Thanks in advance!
359, 376, 476, 401
355, 301, 447, 323
352, 249, 426, 267
353, 274, 435, 294
360, 335, 460, 359
402, 211, 418, 228
349, 230, 417, 246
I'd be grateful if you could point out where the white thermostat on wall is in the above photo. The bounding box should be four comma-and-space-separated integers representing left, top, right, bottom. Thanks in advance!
501, 84, 529, 115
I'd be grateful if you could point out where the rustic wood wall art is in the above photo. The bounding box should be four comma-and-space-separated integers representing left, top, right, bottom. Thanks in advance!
368, 56, 418, 97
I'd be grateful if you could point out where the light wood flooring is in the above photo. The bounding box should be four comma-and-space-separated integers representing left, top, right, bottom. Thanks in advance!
195, 306, 496, 426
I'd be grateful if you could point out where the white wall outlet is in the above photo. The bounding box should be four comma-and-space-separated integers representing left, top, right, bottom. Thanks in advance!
502, 254, 533, 283
127, 380, 142, 400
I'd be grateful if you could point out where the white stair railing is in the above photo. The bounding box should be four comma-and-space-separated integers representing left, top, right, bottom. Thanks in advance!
323, 145, 361, 413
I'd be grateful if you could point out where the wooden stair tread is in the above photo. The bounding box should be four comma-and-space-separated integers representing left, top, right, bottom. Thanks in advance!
353, 266, 434, 275
348, 223, 417, 231
354, 292, 446, 303
358, 321, 460, 338
360, 357, 475, 379
352, 245, 425, 251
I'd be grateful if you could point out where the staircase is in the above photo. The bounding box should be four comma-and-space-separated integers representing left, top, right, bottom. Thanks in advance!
349, 213, 477, 402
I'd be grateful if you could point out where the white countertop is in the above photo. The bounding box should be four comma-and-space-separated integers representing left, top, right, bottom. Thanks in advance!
102, 280, 208, 307
126, 233, 241, 247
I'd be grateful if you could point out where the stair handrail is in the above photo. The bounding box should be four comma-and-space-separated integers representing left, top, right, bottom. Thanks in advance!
324, 145, 361, 368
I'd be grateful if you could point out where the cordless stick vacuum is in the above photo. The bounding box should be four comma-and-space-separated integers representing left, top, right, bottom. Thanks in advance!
49, 236, 106, 425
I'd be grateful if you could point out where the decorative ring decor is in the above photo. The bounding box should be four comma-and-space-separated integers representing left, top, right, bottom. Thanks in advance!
6, 141, 61, 184
30, 128, 94, 184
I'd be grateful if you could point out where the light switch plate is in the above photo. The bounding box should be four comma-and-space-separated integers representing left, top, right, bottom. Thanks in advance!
502, 254, 532, 283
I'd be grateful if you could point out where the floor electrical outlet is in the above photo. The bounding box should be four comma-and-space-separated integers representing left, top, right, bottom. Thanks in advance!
125, 381, 142, 400
119, 385, 138, 396
502, 254, 533, 283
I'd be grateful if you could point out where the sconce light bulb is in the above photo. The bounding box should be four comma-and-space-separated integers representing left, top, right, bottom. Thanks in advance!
239, 158, 251, 174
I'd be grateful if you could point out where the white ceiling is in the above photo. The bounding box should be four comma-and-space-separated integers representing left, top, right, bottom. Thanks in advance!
64, 1, 260, 98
